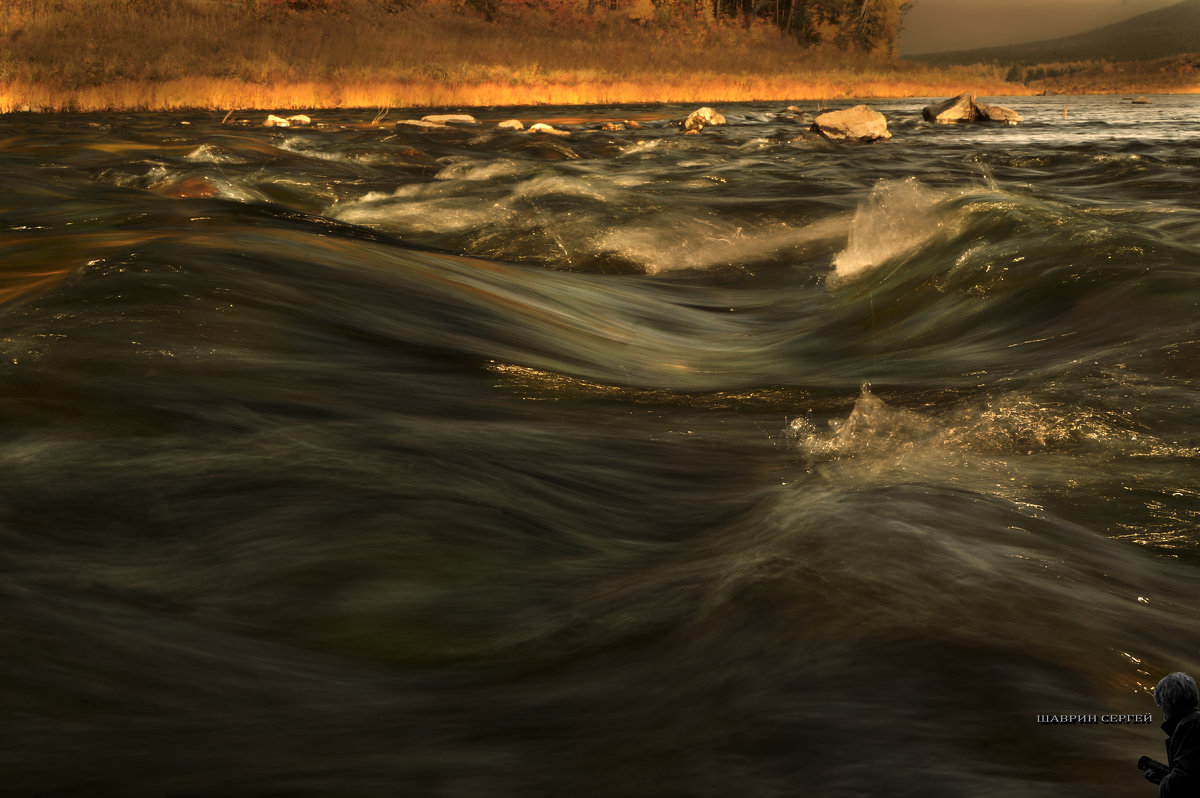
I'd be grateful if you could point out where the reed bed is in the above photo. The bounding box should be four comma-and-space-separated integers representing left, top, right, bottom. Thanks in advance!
0, 0, 1028, 112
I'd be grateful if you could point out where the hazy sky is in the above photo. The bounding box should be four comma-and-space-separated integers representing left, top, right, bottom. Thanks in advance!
900, 0, 1182, 54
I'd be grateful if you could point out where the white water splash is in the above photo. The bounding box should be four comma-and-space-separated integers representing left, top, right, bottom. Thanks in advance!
831, 177, 950, 283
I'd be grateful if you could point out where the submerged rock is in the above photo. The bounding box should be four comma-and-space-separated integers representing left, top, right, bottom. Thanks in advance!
811, 105, 891, 142
157, 176, 220, 199
1132, 96, 1152, 104
497, 119, 524, 130
396, 119, 449, 129
599, 120, 644, 131
528, 122, 571, 137
922, 93, 979, 124
681, 106, 726, 132
422, 113, 476, 125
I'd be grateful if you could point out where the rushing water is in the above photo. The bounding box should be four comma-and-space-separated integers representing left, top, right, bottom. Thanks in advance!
1, 95, 1199, 796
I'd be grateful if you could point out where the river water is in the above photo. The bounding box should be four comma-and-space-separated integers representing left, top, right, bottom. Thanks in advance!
1, 95, 1198, 796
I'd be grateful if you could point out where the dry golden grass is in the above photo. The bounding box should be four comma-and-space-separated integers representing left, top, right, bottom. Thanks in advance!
0, 0, 1029, 112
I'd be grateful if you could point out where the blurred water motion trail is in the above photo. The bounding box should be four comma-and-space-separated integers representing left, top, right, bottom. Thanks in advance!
1, 96, 1200, 796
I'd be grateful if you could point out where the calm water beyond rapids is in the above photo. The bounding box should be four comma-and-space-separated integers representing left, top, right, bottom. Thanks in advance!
2, 95, 1200, 796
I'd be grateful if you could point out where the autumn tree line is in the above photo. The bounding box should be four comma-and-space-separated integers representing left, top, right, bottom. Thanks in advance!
264, 0, 912, 57
709, 0, 912, 56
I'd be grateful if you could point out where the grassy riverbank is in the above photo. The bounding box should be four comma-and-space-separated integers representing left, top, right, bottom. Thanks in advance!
0, 0, 1029, 113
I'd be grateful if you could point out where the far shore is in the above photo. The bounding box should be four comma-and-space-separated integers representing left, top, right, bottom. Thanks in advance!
1, 1, 1195, 115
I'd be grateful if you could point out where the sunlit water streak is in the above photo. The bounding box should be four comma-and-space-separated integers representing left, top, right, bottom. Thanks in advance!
0, 95, 1198, 796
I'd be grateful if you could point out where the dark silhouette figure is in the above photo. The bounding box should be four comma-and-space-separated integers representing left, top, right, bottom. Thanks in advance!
1141, 672, 1200, 796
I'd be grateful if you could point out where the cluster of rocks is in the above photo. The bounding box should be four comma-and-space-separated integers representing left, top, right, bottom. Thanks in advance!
921, 93, 1023, 125
804, 93, 1024, 142
667, 94, 1022, 144
391, 113, 583, 137
387, 113, 651, 138
256, 93, 1023, 145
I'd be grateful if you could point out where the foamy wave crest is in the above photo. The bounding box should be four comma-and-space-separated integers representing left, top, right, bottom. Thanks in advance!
336, 194, 516, 234
183, 144, 247, 164
434, 158, 530, 182
509, 175, 616, 203
330, 170, 631, 259
277, 136, 350, 162
594, 217, 843, 274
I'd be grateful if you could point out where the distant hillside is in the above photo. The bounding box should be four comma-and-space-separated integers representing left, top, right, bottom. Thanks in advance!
911, 0, 1200, 66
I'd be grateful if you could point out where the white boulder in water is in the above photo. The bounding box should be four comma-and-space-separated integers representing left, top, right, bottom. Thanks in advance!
497, 119, 524, 130
682, 106, 726, 132
528, 122, 571, 137
811, 105, 891, 142
262, 114, 310, 128
421, 114, 477, 125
